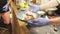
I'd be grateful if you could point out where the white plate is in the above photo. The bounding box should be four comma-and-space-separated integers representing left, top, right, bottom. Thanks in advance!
37, 11, 45, 15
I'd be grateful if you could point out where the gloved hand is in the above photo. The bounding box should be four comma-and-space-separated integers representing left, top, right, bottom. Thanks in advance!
2, 5, 9, 11
28, 4, 40, 12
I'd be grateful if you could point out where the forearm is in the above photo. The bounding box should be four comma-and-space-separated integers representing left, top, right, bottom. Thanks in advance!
6, 0, 12, 6
40, 0, 59, 10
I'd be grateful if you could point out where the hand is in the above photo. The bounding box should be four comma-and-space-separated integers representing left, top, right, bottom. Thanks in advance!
26, 10, 33, 15
2, 5, 9, 11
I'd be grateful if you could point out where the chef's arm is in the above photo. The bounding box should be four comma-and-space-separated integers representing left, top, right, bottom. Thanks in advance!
40, 0, 59, 10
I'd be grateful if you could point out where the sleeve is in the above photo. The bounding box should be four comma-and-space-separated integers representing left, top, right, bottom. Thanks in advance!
40, 0, 59, 10
57, 0, 60, 4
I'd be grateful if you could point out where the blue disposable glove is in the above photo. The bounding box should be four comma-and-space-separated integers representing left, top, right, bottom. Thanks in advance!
2, 5, 9, 11
28, 4, 40, 12
27, 18, 50, 27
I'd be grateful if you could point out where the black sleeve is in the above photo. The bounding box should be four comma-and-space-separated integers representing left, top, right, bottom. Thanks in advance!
55, 5, 60, 15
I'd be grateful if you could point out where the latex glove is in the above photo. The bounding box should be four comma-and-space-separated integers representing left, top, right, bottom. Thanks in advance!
2, 5, 9, 11
28, 3, 34, 7
28, 4, 40, 12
